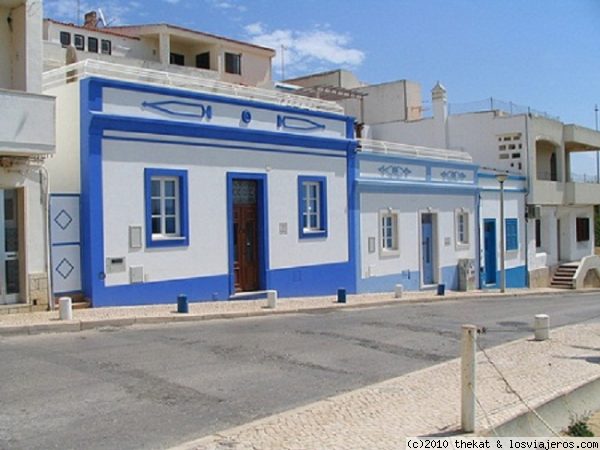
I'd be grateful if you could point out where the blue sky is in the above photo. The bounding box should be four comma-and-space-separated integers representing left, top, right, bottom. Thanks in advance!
44, 1, 600, 130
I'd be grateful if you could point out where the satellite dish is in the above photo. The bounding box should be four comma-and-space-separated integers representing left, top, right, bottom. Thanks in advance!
97, 9, 107, 27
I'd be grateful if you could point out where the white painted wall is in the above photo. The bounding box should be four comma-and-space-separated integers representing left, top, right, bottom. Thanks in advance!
44, 82, 80, 193
101, 135, 348, 286
359, 192, 475, 280
558, 205, 594, 262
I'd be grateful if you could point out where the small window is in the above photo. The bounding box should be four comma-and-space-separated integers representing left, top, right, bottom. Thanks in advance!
170, 52, 185, 66
225, 52, 242, 75
505, 218, 519, 251
456, 211, 469, 246
74, 34, 85, 50
576, 217, 590, 242
499, 154, 509, 160
101, 39, 111, 55
88, 37, 98, 53
535, 219, 542, 249
60, 31, 71, 46
196, 52, 210, 69
298, 176, 327, 239
512, 153, 521, 159
380, 211, 399, 255
499, 145, 506, 151
144, 168, 189, 248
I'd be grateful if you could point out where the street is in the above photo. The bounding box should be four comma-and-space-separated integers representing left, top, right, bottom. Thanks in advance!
2, 292, 600, 450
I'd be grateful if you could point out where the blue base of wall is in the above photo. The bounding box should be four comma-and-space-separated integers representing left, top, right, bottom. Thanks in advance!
90, 261, 356, 307
91, 274, 230, 307
356, 265, 463, 294
269, 261, 356, 297
481, 265, 527, 289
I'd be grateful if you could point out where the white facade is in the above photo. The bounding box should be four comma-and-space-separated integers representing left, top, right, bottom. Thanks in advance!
45, 71, 356, 306
345, 78, 599, 287
0, 0, 55, 310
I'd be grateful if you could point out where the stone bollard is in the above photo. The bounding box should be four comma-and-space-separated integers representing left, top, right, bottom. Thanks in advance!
59, 296, 73, 321
461, 324, 477, 433
266, 290, 277, 309
394, 284, 403, 299
534, 314, 550, 341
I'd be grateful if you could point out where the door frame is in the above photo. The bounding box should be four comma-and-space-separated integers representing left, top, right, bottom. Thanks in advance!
419, 211, 438, 288
226, 173, 269, 295
483, 218, 497, 286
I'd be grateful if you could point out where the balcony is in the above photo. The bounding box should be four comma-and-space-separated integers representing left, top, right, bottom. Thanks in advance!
565, 181, 600, 205
529, 179, 564, 205
0, 89, 55, 156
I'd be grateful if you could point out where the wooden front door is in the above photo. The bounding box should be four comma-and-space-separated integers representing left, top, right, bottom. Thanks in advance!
233, 180, 259, 292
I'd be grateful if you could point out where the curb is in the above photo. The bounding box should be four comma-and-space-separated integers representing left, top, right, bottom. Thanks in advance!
0, 288, 597, 337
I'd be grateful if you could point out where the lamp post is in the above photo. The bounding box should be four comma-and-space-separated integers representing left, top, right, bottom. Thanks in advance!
496, 173, 508, 293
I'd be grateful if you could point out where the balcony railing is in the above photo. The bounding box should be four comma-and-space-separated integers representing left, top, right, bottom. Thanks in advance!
358, 138, 473, 162
42, 59, 344, 114
449, 97, 559, 121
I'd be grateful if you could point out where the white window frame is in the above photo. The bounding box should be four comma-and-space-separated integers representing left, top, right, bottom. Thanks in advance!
379, 210, 400, 257
302, 181, 321, 232
455, 209, 470, 248
150, 176, 181, 240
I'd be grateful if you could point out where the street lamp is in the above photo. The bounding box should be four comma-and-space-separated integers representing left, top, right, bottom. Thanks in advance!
496, 173, 508, 293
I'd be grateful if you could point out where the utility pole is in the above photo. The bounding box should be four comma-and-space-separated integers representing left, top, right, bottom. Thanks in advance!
595, 104, 599, 183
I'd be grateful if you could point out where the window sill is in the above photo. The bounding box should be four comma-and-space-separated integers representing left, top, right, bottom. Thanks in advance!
147, 236, 189, 248
379, 249, 400, 258
300, 229, 328, 239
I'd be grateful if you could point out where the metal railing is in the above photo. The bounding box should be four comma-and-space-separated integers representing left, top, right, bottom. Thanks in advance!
449, 98, 559, 121
358, 138, 473, 162
42, 59, 344, 114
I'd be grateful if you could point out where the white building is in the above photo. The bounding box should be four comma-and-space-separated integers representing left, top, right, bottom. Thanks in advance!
43, 54, 356, 306
43, 13, 275, 88
289, 70, 599, 288
0, 0, 55, 311
368, 83, 600, 288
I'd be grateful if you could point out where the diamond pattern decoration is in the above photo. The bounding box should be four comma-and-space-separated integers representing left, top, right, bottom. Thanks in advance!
56, 258, 75, 280
54, 209, 73, 231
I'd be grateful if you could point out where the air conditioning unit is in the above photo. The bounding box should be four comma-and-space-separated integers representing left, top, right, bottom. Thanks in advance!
526, 204, 541, 220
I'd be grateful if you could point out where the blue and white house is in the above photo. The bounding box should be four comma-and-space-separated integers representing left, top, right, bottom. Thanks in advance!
43, 62, 356, 307
352, 139, 480, 292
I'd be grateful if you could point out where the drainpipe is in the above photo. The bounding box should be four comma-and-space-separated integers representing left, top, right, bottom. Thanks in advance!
524, 114, 531, 287
39, 166, 54, 311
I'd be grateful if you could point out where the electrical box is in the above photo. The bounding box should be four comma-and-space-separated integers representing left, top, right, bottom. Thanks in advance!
129, 225, 143, 249
130, 266, 144, 284
458, 259, 476, 291
106, 257, 126, 273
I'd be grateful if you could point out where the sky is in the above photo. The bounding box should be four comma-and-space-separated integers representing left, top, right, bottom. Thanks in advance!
44, 0, 600, 171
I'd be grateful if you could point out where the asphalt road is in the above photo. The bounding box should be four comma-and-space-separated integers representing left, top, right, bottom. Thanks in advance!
2, 292, 600, 450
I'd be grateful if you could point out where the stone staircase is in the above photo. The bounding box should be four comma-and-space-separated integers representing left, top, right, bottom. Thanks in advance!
550, 263, 579, 289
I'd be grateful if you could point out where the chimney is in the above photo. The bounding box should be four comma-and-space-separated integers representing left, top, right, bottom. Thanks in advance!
431, 81, 449, 148
83, 11, 97, 29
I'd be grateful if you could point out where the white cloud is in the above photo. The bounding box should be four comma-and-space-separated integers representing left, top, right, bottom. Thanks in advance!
206, 0, 246, 13
164, 0, 181, 4
245, 23, 365, 79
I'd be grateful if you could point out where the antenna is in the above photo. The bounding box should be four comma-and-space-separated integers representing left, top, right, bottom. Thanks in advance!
280, 45, 286, 81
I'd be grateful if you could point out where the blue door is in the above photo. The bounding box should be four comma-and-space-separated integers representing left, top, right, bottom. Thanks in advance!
421, 214, 434, 285
483, 219, 497, 285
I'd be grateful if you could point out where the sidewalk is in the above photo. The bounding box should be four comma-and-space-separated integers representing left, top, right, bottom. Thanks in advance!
170, 322, 600, 450
0, 287, 578, 336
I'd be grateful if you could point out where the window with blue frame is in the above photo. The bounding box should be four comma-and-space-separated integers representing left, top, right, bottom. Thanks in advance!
505, 218, 518, 251
144, 168, 189, 248
298, 176, 327, 239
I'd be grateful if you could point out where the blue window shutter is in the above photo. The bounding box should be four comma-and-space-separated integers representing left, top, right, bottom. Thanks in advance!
505, 218, 518, 251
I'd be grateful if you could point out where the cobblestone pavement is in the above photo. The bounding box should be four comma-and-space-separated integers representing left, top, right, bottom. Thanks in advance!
0, 287, 576, 334
170, 323, 600, 450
